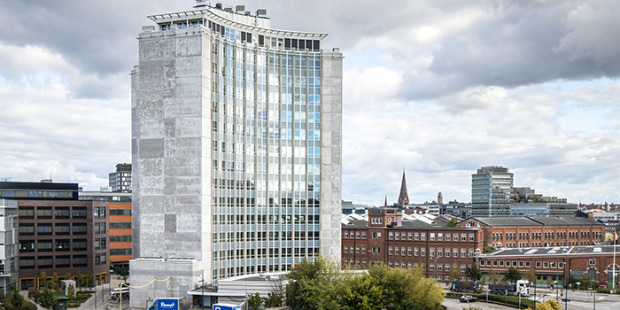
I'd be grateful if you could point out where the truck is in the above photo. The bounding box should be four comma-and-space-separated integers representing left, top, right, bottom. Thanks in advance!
212, 304, 242, 310
451, 280, 481, 293
488, 280, 530, 296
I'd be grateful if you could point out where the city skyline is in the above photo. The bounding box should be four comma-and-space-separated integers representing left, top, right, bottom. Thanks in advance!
1, 0, 620, 206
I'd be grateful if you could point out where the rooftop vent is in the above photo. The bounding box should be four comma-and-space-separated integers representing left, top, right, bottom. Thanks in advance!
215, 3, 223, 9
236, 5, 245, 12
244, 11, 251, 15
224, 7, 233, 12
256, 9, 267, 16
194, 0, 208, 8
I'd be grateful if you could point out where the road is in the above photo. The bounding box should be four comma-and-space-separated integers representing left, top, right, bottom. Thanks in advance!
445, 289, 620, 310
444, 297, 516, 310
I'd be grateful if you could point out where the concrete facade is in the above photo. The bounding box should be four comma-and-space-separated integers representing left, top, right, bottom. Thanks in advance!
131, 3, 342, 307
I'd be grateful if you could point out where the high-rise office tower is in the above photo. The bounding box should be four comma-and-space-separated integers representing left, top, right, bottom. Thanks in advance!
108, 163, 132, 193
471, 166, 513, 217
130, 1, 342, 307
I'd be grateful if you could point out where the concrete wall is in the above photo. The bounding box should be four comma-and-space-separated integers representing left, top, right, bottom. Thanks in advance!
131, 27, 212, 308
319, 49, 343, 262
129, 258, 200, 309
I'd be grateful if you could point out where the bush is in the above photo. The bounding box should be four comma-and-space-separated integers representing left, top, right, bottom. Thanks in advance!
480, 294, 535, 308
596, 288, 620, 294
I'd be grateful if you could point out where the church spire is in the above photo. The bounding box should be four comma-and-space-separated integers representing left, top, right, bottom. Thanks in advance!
397, 168, 409, 206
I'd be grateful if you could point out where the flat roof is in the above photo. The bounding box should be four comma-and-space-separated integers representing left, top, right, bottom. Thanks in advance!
480, 245, 620, 258
469, 216, 603, 227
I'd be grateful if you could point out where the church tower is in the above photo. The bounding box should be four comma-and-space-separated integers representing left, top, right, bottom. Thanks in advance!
397, 169, 409, 206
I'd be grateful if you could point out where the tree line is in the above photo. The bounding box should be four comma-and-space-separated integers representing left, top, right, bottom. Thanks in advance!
282, 258, 444, 310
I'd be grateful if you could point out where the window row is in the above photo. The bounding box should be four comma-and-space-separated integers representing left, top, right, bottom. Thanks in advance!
480, 259, 566, 269
18, 207, 88, 219
19, 239, 89, 252
19, 223, 87, 235
19, 254, 96, 269
343, 230, 475, 242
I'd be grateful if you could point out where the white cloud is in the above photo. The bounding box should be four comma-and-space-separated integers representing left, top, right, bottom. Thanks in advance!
1, 0, 620, 205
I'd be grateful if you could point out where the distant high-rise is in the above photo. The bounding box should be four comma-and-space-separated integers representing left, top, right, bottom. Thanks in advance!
130, 1, 342, 307
471, 166, 513, 217
108, 163, 132, 193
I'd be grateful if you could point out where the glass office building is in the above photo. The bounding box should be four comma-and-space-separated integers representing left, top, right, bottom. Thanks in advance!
130, 2, 342, 307
471, 166, 513, 217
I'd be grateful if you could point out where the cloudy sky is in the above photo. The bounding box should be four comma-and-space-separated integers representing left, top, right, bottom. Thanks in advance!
1, 0, 619, 206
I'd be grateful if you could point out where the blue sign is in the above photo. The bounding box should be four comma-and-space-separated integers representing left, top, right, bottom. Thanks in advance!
561, 299, 571, 302
155, 298, 179, 310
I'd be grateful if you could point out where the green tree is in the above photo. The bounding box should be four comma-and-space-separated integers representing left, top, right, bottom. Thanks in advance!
409, 267, 444, 310
8, 290, 24, 309
504, 267, 522, 285
341, 271, 383, 310
449, 264, 461, 282
76, 273, 86, 291
265, 291, 283, 307
525, 267, 536, 286
39, 288, 56, 309
112, 264, 129, 284
446, 218, 459, 228
465, 264, 482, 282
487, 271, 503, 285
286, 257, 347, 310
483, 242, 495, 253
247, 292, 262, 310
86, 273, 94, 287
367, 264, 418, 310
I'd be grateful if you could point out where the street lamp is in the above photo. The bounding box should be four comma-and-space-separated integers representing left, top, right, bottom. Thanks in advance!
531, 281, 536, 310
613, 237, 617, 292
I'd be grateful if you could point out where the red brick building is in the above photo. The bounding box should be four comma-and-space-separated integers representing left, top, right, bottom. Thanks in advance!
477, 245, 620, 288
459, 217, 605, 248
342, 207, 483, 280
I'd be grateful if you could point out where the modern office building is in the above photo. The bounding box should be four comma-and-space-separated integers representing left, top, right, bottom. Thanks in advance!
130, 1, 342, 307
471, 166, 513, 217
79, 191, 132, 267
16, 199, 110, 290
1, 181, 110, 290
108, 163, 132, 193
440, 201, 472, 219
0, 181, 79, 200
0, 199, 18, 293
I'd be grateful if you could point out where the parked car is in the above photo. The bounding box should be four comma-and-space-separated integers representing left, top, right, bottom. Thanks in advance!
460, 295, 477, 303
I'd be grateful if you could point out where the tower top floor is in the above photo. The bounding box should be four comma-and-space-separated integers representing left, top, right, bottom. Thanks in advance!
144, 1, 327, 46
